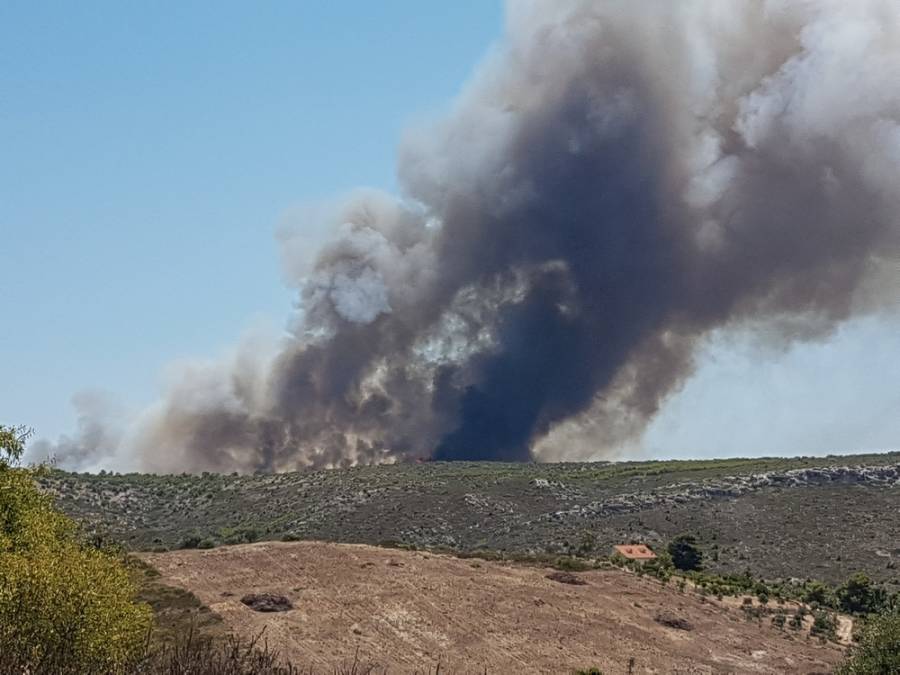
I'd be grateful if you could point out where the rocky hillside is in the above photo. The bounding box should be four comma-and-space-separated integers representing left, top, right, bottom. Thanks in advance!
41, 452, 900, 587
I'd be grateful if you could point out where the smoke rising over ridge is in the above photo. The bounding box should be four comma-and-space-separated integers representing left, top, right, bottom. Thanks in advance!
39, 1, 900, 472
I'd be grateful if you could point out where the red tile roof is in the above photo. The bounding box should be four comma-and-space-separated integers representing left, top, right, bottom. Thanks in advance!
613, 544, 657, 560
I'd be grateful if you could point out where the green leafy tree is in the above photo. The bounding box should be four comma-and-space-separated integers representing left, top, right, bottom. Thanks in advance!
0, 424, 31, 465
668, 534, 703, 571
838, 573, 887, 616
810, 610, 837, 640
837, 612, 900, 674
803, 580, 834, 607
0, 424, 153, 673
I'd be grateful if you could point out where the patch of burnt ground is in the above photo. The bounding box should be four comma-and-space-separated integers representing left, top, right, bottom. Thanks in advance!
241, 594, 293, 613
654, 611, 693, 631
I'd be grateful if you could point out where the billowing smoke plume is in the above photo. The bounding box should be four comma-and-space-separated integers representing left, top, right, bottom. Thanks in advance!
39, 0, 900, 472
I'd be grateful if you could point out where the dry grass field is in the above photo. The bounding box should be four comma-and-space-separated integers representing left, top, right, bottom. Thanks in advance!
143, 540, 848, 674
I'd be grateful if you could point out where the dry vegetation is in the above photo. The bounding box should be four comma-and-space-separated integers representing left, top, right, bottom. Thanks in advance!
13, 448, 900, 672
42, 453, 900, 587
141, 540, 850, 674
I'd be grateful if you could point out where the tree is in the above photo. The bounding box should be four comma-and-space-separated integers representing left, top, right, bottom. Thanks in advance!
838, 573, 887, 616
0, 423, 31, 466
668, 534, 703, 571
0, 424, 153, 673
837, 612, 900, 674
803, 580, 834, 607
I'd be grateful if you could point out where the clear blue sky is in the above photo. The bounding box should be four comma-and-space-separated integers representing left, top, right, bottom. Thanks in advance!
1, 1, 503, 440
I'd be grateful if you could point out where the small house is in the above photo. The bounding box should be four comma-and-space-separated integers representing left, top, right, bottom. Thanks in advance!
612, 544, 657, 562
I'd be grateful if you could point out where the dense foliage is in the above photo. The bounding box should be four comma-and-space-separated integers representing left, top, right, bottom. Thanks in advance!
667, 534, 703, 571
838, 612, 900, 674
837, 573, 889, 616
0, 424, 153, 674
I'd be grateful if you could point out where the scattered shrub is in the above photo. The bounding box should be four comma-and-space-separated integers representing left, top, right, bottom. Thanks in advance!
576, 531, 597, 555
134, 628, 313, 674
180, 535, 202, 549
810, 611, 837, 641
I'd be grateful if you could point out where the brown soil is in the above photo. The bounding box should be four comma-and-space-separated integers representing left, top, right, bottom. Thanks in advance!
142, 541, 846, 674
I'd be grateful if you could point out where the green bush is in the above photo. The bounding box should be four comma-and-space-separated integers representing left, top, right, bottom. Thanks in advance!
179, 535, 202, 549
838, 573, 887, 616
802, 580, 834, 607
0, 424, 153, 674
220, 526, 260, 545
837, 612, 900, 674
810, 611, 837, 641
576, 531, 596, 555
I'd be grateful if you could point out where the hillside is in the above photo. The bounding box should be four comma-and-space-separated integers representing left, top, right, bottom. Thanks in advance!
41, 452, 900, 587
141, 540, 847, 674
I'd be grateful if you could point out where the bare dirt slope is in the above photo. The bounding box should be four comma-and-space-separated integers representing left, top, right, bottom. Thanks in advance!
142, 541, 845, 674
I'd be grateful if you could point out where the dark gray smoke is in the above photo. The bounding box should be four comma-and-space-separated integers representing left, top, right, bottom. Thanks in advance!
37, 1, 900, 472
